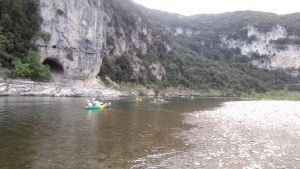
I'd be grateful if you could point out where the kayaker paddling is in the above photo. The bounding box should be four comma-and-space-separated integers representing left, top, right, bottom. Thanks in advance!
84, 98, 112, 110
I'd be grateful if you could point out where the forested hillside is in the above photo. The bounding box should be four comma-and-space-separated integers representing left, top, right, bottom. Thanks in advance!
100, 0, 300, 95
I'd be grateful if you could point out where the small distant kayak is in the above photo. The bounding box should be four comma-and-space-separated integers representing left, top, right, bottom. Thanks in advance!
136, 98, 142, 101
157, 99, 163, 102
106, 102, 112, 107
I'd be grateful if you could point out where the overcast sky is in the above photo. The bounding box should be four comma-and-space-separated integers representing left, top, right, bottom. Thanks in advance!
132, 0, 300, 16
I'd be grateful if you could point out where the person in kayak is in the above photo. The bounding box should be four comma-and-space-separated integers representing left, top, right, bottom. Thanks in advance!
86, 100, 93, 107
90, 98, 101, 106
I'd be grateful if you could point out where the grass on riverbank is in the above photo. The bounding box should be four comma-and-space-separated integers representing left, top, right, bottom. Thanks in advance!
241, 89, 300, 100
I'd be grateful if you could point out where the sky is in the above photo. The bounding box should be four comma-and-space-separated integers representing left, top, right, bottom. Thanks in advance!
132, 0, 300, 16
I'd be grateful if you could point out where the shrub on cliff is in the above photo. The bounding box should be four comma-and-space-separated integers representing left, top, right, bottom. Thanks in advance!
12, 51, 51, 81
36, 31, 51, 42
12, 59, 32, 77
28, 51, 51, 81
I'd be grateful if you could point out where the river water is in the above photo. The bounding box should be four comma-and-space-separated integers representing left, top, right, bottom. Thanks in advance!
0, 96, 228, 169
0, 97, 299, 169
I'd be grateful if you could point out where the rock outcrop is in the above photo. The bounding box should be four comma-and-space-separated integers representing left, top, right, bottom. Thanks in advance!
37, 0, 106, 87
149, 62, 166, 80
222, 25, 300, 72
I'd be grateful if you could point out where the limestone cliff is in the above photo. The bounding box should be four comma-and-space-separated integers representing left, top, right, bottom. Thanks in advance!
222, 25, 300, 73
36, 0, 106, 87
102, 3, 168, 79
31, 0, 300, 93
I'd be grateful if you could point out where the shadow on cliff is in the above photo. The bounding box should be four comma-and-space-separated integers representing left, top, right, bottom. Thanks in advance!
43, 58, 64, 83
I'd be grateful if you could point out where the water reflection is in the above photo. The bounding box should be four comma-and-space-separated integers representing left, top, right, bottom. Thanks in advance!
0, 96, 232, 169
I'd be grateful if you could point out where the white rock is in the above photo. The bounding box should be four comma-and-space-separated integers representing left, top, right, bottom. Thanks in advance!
194, 162, 200, 166
0, 86, 7, 92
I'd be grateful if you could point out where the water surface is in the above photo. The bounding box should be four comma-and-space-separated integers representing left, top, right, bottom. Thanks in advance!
0, 96, 233, 169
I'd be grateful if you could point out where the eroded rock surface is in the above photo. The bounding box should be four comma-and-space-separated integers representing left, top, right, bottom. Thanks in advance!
37, 0, 106, 87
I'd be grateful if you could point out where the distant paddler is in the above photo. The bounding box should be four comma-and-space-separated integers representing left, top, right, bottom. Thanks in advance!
156, 96, 164, 102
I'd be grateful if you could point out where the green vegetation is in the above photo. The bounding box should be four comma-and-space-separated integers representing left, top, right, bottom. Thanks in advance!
99, 54, 134, 83
241, 87, 300, 100
37, 31, 51, 42
188, 11, 300, 36
27, 51, 51, 81
12, 59, 32, 77
11, 51, 50, 81
0, 27, 9, 67
66, 52, 73, 61
0, 0, 50, 81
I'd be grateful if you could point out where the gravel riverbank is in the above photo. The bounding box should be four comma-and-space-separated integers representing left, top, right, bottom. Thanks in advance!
177, 101, 300, 169
138, 100, 300, 169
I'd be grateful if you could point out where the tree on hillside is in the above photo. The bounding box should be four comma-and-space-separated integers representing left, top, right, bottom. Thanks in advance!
0, 27, 10, 68
0, 0, 40, 67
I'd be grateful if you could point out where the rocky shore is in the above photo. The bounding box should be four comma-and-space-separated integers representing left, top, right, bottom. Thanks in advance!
156, 101, 300, 168
0, 79, 126, 97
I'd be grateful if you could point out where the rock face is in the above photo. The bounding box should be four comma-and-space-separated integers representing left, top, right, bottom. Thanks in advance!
222, 25, 300, 72
37, 0, 106, 87
102, 6, 169, 80
149, 62, 166, 80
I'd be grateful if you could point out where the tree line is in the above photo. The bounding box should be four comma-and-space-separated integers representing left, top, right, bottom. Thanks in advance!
0, 0, 50, 81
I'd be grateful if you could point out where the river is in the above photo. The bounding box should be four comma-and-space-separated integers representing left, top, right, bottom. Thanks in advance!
0, 97, 299, 169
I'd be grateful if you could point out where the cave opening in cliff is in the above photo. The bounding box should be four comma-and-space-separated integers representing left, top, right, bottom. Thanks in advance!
42, 58, 64, 74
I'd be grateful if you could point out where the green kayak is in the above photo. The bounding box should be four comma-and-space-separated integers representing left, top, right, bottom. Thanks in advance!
84, 105, 106, 110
